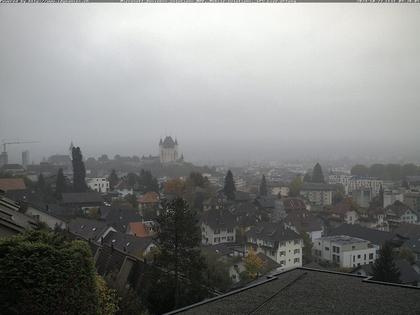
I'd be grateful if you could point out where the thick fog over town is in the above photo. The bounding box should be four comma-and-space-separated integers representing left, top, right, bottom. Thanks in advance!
1, 5, 420, 165
2, 4, 420, 315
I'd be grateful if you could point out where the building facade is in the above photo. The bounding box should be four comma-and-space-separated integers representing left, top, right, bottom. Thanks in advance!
86, 178, 110, 193
313, 235, 377, 268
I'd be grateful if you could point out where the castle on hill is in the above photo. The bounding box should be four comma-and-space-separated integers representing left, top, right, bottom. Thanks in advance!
159, 136, 183, 164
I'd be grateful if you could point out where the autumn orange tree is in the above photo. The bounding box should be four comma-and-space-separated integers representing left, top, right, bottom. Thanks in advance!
244, 248, 265, 280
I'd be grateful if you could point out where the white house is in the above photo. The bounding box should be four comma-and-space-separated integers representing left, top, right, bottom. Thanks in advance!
87, 177, 110, 193
25, 205, 67, 230
313, 235, 377, 268
246, 222, 303, 270
385, 201, 418, 224
201, 208, 236, 245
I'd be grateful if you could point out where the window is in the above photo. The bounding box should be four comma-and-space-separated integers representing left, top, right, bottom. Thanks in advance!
227, 236, 234, 242
294, 258, 300, 263
364, 254, 366, 260
280, 251, 286, 256
214, 229, 220, 234
353, 256, 355, 262
280, 260, 286, 265
227, 228, 233, 233
357, 255, 361, 259
294, 240, 300, 245
369, 253, 374, 259
294, 249, 300, 254
325, 247, 330, 251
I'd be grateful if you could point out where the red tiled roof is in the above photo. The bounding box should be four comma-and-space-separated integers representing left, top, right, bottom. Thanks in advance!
127, 222, 149, 237
0, 178, 26, 191
138, 192, 159, 204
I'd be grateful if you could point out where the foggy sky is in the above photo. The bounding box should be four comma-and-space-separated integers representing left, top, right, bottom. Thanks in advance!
1, 5, 419, 165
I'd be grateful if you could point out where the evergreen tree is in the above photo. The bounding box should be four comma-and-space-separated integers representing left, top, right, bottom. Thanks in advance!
223, 170, 236, 200
108, 169, 119, 191
55, 168, 66, 200
72, 146, 88, 192
289, 176, 303, 197
372, 241, 400, 283
37, 173, 45, 194
143, 198, 208, 313
311, 163, 325, 183
259, 175, 268, 196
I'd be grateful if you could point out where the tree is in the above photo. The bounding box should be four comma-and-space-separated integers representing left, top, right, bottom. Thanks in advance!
55, 168, 66, 200
300, 232, 313, 264
138, 169, 159, 193
143, 198, 208, 314
72, 146, 88, 192
37, 173, 46, 194
108, 170, 119, 191
0, 230, 110, 314
126, 173, 138, 189
96, 275, 119, 315
372, 241, 400, 283
259, 175, 268, 196
163, 178, 186, 196
223, 170, 236, 200
124, 193, 139, 209
311, 163, 325, 183
289, 176, 303, 197
398, 247, 415, 264
244, 248, 264, 280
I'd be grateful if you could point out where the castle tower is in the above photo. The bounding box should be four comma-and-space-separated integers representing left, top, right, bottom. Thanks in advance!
159, 136, 178, 163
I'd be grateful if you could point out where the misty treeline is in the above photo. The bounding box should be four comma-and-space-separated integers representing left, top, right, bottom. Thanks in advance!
351, 163, 420, 181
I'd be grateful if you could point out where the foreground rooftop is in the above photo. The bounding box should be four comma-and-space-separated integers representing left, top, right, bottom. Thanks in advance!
167, 267, 420, 315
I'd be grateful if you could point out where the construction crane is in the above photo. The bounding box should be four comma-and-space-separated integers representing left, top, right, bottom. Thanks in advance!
0, 140, 40, 166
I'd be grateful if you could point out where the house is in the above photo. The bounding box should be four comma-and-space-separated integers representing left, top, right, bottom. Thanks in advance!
329, 223, 394, 248
0, 178, 26, 192
406, 176, 420, 191
284, 209, 323, 241
352, 260, 420, 286
300, 182, 335, 206
313, 235, 377, 268
0, 164, 26, 176
0, 196, 38, 237
246, 222, 303, 269
86, 177, 110, 193
126, 221, 153, 237
384, 189, 405, 208
102, 231, 155, 258
329, 198, 359, 225
100, 206, 142, 233
385, 201, 418, 225
404, 191, 420, 212
167, 268, 420, 315
201, 208, 236, 245
352, 188, 372, 208
24, 204, 67, 230
138, 191, 160, 209
61, 192, 104, 211
68, 217, 116, 242
282, 197, 307, 212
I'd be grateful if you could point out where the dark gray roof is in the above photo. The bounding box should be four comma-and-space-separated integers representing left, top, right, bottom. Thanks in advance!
285, 210, 323, 233
329, 224, 394, 246
169, 268, 420, 315
61, 192, 104, 204
394, 223, 420, 239
160, 136, 177, 148
68, 217, 110, 241
247, 222, 300, 244
101, 206, 142, 233
102, 231, 153, 257
255, 196, 276, 209
0, 196, 38, 233
201, 208, 236, 231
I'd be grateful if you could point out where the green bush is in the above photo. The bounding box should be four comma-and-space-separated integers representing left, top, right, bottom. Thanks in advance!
0, 231, 101, 314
